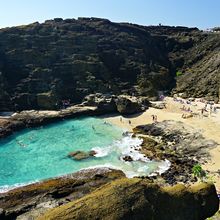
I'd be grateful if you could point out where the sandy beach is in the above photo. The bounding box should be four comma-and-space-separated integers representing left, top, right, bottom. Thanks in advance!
105, 97, 220, 190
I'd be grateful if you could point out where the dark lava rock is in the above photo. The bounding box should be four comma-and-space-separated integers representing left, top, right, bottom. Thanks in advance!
115, 96, 142, 115
1, 18, 219, 111
122, 155, 133, 162
82, 93, 117, 113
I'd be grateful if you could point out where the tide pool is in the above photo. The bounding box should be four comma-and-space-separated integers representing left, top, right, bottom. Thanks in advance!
0, 117, 170, 192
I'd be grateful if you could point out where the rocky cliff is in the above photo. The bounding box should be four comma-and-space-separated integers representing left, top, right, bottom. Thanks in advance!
0, 17, 219, 110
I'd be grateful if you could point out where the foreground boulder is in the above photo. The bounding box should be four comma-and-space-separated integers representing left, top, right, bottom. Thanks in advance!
38, 178, 219, 220
0, 168, 125, 219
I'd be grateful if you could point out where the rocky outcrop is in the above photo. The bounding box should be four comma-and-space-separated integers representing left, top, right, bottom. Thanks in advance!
68, 150, 97, 160
122, 155, 133, 162
0, 168, 125, 219
133, 120, 218, 184
115, 96, 143, 114
82, 93, 147, 115
0, 105, 98, 138
1, 18, 219, 111
38, 178, 219, 220
82, 93, 117, 113
134, 120, 218, 160
0, 95, 147, 139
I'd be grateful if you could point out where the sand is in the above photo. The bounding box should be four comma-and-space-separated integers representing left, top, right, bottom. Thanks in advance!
105, 97, 220, 190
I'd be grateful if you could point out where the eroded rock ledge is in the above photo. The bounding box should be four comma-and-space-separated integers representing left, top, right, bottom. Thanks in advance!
0, 168, 125, 219
133, 120, 218, 184
38, 178, 218, 220
0, 105, 99, 139
0, 94, 148, 139
0, 169, 218, 220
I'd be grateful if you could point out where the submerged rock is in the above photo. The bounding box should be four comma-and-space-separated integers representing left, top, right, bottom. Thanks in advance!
68, 150, 97, 160
38, 178, 219, 220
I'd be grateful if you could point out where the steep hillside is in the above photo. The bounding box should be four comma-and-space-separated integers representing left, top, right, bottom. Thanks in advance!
174, 32, 220, 101
0, 17, 219, 110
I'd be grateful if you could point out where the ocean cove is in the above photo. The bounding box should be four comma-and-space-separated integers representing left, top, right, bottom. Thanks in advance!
0, 117, 169, 192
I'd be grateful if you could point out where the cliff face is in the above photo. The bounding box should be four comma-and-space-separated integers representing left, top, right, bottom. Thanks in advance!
173, 33, 220, 101
0, 17, 219, 110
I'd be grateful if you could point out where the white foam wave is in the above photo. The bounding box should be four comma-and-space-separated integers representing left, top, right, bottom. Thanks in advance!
157, 159, 171, 175
84, 134, 171, 178
92, 146, 111, 157
1, 134, 171, 192
0, 180, 39, 193
115, 134, 150, 162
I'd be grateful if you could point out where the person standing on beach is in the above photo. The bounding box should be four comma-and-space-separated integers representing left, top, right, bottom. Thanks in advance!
151, 115, 155, 123
128, 120, 131, 125
151, 115, 157, 123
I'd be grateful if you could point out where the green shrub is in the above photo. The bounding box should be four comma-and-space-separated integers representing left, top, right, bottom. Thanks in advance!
176, 71, 183, 77
192, 164, 206, 181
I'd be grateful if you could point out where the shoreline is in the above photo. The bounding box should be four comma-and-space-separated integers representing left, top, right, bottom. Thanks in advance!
1, 96, 220, 191
105, 97, 220, 190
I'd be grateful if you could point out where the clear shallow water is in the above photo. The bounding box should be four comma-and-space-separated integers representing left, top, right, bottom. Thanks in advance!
0, 117, 170, 192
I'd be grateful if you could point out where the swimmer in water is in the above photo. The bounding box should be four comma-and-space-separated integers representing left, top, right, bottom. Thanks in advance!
16, 140, 26, 147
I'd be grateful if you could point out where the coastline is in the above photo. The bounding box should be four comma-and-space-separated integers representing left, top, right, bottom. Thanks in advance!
0, 97, 219, 219
105, 97, 220, 190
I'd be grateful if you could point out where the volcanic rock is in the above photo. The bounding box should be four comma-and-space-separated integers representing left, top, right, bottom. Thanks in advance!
1, 18, 219, 111
115, 96, 142, 115
38, 178, 219, 220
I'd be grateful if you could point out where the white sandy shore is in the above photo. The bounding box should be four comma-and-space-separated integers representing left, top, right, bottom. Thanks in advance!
105, 97, 220, 190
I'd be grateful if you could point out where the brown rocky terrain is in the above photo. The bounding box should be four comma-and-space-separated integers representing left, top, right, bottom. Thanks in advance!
38, 178, 218, 220
0, 17, 219, 111
0, 17, 220, 220
0, 169, 218, 220
0, 168, 125, 219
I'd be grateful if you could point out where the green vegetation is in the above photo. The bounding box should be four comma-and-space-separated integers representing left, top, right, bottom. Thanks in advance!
192, 164, 206, 181
176, 71, 183, 77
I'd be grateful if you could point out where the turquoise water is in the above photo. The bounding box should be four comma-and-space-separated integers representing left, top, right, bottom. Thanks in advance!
0, 117, 170, 192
